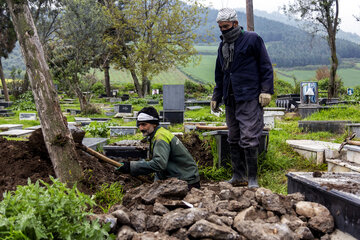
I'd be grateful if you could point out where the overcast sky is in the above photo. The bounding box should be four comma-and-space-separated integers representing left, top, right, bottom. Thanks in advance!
201, 0, 360, 36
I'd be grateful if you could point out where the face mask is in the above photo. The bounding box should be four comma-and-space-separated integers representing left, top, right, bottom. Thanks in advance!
221, 26, 234, 34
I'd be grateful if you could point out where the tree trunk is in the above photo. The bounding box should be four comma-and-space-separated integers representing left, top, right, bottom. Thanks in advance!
130, 69, 143, 97
328, 35, 338, 99
6, 0, 83, 185
141, 74, 151, 97
72, 74, 87, 111
0, 58, 10, 101
22, 72, 30, 93
141, 75, 148, 97
327, 0, 339, 99
104, 61, 111, 97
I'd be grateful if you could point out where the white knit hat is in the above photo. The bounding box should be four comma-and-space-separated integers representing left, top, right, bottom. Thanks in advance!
216, 8, 238, 22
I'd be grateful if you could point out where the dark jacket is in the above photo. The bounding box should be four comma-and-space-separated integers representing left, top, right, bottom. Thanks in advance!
130, 126, 200, 184
212, 30, 274, 104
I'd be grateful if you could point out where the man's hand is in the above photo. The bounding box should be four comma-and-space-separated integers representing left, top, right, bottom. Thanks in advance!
259, 93, 271, 107
210, 101, 220, 112
115, 162, 130, 174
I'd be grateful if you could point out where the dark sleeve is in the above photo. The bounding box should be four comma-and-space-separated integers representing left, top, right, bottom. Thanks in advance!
255, 35, 274, 94
130, 139, 170, 176
212, 47, 224, 102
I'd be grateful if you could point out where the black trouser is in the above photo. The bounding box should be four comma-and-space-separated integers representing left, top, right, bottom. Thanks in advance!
225, 95, 263, 148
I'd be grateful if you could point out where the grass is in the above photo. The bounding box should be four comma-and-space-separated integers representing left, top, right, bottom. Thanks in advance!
2, 89, 356, 195
304, 105, 360, 122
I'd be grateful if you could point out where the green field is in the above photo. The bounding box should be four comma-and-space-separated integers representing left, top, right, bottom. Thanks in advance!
91, 45, 360, 87
94, 67, 190, 85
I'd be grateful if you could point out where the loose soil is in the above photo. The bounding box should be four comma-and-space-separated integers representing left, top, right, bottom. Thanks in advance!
178, 132, 213, 167
0, 130, 213, 202
0, 129, 144, 202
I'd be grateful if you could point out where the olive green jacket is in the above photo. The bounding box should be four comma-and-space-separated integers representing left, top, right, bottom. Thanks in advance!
130, 126, 200, 184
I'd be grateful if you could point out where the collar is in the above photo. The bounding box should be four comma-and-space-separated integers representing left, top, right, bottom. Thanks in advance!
149, 125, 161, 140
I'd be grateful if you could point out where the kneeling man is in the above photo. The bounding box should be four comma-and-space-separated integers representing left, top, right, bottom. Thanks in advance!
116, 107, 200, 189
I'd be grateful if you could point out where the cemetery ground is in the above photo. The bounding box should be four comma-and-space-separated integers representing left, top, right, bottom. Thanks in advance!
1, 93, 360, 239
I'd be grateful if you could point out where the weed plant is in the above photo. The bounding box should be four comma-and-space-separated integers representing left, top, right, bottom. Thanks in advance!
0, 177, 114, 239
94, 182, 124, 213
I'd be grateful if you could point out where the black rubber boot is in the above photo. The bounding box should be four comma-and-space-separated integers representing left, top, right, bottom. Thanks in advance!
245, 147, 259, 188
227, 144, 247, 186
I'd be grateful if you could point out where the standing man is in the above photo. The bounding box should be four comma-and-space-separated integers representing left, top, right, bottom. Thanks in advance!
211, 8, 273, 188
116, 106, 200, 189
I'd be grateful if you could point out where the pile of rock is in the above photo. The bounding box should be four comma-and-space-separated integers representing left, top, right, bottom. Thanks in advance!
93, 178, 334, 240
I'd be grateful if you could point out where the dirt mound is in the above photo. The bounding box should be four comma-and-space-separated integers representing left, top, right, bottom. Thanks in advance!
178, 132, 213, 167
0, 130, 142, 201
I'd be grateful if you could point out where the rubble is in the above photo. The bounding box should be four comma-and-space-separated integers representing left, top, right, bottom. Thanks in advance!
92, 178, 336, 239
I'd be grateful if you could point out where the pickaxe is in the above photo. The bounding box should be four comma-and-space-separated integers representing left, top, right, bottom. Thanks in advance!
338, 133, 360, 153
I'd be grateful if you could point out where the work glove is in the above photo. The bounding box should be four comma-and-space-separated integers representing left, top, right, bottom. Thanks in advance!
210, 100, 220, 112
259, 93, 271, 107
115, 162, 130, 174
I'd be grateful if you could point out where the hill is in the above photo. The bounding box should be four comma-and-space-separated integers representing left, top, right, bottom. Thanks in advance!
3, 7, 360, 77
196, 8, 360, 68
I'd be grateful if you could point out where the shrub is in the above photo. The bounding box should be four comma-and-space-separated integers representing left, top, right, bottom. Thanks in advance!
0, 177, 114, 239
82, 104, 101, 115
11, 90, 37, 111
82, 121, 116, 138
91, 81, 106, 96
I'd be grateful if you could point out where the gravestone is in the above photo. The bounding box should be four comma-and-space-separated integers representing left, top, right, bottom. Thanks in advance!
0, 109, 15, 117
82, 138, 108, 150
109, 126, 137, 137
25, 125, 42, 130
287, 172, 360, 239
162, 110, 184, 124
123, 116, 137, 123
147, 100, 159, 105
0, 101, 13, 108
0, 129, 35, 137
112, 90, 119, 97
121, 94, 130, 101
90, 118, 111, 122
110, 98, 122, 103
299, 120, 351, 134
297, 82, 320, 118
114, 104, 132, 113
19, 113, 37, 121
163, 85, 184, 110
184, 124, 197, 132
286, 140, 341, 165
66, 109, 81, 115
185, 100, 211, 106
186, 106, 203, 111
0, 124, 23, 131
300, 82, 318, 104
159, 122, 171, 129
275, 94, 300, 111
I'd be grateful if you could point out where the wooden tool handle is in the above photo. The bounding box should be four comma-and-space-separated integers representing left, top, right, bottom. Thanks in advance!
79, 144, 153, 184
347, 140, 360, 147
196, 125, 228, 130
81, 145, 123, 167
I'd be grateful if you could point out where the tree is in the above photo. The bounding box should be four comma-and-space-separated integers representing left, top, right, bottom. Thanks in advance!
104, 0, 207, 97
49, 0, 109, 111
6, 0, 83, 185
283, 0, 340, 98
0, 0, 16, 101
